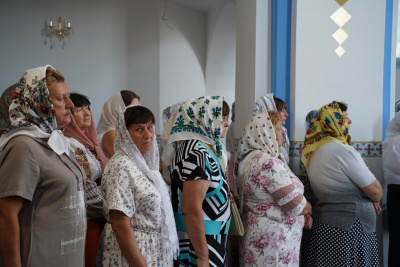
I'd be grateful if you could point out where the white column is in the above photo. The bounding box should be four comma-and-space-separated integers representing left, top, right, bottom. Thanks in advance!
235, 0, 270, 138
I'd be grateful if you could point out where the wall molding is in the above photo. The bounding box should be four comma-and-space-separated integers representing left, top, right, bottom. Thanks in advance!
289, 141, 382, 157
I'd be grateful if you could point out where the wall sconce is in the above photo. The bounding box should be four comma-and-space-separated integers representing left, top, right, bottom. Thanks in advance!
48, 17, 72, 41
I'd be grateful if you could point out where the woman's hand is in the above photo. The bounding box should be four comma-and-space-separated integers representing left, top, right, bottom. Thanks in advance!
372, 201, 382, 215
304, 214, 313, 229
300, 201, 312, 216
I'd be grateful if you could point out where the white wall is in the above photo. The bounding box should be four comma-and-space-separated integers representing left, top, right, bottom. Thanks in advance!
293, 0, 386, 142
0, 0, 136, 123
292, 1, 388, 265
159, 1, 207, 131
206, 2, 236, 108
396, 69, 400, 101
0, 0, 220, 134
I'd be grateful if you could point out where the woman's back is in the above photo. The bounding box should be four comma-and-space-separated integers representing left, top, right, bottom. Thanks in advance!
307, 141, 376, 232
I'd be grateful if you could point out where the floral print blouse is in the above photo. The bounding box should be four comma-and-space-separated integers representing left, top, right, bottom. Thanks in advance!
239, 151, 306, 267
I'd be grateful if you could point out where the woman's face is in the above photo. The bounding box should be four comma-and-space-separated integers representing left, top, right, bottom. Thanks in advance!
128, 121, 154, 155
221, 115, 229, 138
342, 111, 352, 129
48, 81, 74, 129
279, 108, 289, 125
72, 105, 91, 133
273, 123, 284, 147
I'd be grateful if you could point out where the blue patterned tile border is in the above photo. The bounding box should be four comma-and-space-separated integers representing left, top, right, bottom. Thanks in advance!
289, 141, 382, 157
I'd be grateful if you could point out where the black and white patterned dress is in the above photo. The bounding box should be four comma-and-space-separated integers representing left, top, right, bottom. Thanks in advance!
171, 140, 231, 267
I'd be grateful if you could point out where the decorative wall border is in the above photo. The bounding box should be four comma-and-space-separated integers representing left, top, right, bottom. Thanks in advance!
157, 136, 382, 158
289, 141, 382, 157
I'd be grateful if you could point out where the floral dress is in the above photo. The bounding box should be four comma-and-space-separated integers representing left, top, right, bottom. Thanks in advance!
239, 151, 306, 267
96, 153, 169, 267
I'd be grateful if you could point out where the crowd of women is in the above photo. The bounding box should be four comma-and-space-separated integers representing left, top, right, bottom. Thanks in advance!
0, 65, 397, 267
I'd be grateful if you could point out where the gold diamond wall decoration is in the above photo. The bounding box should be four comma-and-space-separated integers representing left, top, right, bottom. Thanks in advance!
335, 0, 348, 6
331, 2, 351, 57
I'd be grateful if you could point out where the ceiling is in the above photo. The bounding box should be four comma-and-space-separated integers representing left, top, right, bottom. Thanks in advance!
168, 0, 216, 12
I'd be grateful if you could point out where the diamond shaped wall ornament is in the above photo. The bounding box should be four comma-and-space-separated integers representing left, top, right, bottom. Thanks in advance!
332, 28, 348, 45
331, 3, 351, 57
331, 7, 351, 27
335, 0, 348, 6
335, 46, 345, 57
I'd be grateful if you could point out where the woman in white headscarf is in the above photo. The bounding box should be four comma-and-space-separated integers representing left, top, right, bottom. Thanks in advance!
0, 66, 86, 266
96, 105, 179, 267
162, 96, 231, 267
97, 90, 140, 157
235, 110, 312, 267
383, 112, 400, 267
254, 93, 290, 164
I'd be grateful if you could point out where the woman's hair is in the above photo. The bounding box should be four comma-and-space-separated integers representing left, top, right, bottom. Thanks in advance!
70, 93, 91, 109
273, 96, 287, 112
223, 100, 230, 117
268, 110, 280, 126
121, 90, 140, 106
336, 101, 348, 112
45, 67, 64, 85
124, 106, 155, 129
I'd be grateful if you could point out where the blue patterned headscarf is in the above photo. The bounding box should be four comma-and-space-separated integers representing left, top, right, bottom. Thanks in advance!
161, 96, 228, 174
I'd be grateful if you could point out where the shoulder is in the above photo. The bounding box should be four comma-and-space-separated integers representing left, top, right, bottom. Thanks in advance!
3, 135, 47, 154
246, 151, 286, 172
317, 141, 359, 158
176, 140, 209, 160
68, 137, 86, 151
105, 153, 142, 175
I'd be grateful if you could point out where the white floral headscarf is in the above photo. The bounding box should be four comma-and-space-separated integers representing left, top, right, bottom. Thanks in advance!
161, 96, 228, 177
115, 105, 179, 262
0, 65, 70, 155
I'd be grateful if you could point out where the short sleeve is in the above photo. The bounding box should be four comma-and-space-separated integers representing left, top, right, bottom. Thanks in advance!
103, 159, 137, 218
0, 136, 40, 201
340, 146, 376, 188
253, 155, 306, 217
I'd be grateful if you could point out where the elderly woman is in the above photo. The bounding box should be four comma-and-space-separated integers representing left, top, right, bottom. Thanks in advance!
63, 93, 108, 267
0, 66, 86, 266
274, 97, 290, 163
236, 110, 312, 266
162, 96, 231, 266
96, 105, 178, 266
300, 101, 382, 266
254, 93, 290, 164
97, 90, 140, 158
383, 112, 400, 267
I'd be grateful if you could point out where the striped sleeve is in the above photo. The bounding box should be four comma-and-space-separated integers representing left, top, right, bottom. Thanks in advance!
258, 157, 306, 217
